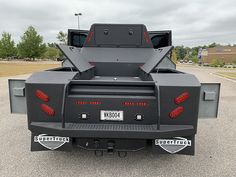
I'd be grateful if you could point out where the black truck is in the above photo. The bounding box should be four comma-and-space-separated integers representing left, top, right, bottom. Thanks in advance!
9, 24, 220, 156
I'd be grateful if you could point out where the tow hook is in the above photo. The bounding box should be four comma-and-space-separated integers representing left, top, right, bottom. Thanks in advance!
107, 141, 115, 154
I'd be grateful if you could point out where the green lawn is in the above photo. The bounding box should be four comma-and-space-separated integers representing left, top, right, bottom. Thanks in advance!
215, 72, 236, 80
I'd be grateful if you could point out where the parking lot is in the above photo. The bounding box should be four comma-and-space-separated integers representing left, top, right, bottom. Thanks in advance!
0, 65, 235, 177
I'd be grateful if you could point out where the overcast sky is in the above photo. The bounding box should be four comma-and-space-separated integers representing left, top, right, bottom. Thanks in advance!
0, 0, 235, 47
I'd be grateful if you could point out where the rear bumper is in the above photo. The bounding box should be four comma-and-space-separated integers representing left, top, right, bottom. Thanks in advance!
29, 122, 195, 139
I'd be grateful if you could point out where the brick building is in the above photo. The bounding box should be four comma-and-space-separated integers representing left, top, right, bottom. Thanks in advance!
201, 46, 236, 64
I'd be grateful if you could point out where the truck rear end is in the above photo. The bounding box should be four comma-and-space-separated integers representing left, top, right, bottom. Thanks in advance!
9, 24, 220, 156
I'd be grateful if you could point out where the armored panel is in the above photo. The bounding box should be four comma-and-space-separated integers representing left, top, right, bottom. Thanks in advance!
94, 25, 142, 46
83, 24, 153, 48
8, 79, 26, 114
156, 56, 176, 70
141, 46, 173, 73
57, 44, 94, 72
26, 71, 78, 84
150, 73, 200, 87
198, 83, 220, 118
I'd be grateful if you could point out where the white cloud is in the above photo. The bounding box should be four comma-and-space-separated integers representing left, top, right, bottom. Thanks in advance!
0, 0, 235, 46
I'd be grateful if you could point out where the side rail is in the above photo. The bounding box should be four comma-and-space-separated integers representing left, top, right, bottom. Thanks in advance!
198, 83, 220, 118
8, 79, 26, 114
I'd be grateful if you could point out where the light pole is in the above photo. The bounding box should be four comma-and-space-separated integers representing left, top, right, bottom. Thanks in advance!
74, 13, 82, 30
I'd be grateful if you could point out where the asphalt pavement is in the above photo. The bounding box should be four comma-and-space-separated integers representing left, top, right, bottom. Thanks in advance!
0, 65, 235, 177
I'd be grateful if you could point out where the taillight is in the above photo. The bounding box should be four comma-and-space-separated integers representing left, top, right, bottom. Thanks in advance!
169, 106, 184, 119
35, 89, 49, 102
143, 31, 149, 43
122, 101, 148, 107
40, 104, 55, 116
175, 92, 189, 104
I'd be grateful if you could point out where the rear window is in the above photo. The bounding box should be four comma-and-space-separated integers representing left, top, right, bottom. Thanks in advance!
151, 34, 170, 49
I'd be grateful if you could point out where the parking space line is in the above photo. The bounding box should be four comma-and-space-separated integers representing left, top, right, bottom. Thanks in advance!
210, 73, 236, 83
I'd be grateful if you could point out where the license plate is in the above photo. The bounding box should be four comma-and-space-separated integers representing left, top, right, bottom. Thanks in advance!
100, 110, 124, 121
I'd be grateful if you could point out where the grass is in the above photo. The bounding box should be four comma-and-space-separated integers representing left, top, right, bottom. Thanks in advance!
0, 62, 60, 77
215, 72, 236, 80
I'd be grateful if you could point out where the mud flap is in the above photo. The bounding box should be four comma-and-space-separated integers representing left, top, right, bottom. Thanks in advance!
8, 79, 26, 114
198, 83, 220, 118
152, 135, 195, 155
31, 132, 72, 151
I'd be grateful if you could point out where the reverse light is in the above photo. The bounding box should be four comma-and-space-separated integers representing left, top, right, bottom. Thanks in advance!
169, 106, 184, 119
35, 89, 49, 102
136, 114, 143, 121
175, 92, 190, 104
40, 104, 55, 116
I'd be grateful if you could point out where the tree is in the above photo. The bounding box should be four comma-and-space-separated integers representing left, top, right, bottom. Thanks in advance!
175, 46, 187, 60
57, 31, 67, 44
171, 49, 177, 63
17, 26, 46, 59
0, 32, 17, 58
208, 42, 217, 48
44, 47, 59, 60
47, 42, 57, 48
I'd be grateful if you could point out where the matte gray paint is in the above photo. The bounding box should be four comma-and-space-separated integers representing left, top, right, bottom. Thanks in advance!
8, 79, 27, 114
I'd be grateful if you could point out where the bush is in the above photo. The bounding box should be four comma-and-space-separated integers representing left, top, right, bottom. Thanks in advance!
190, 55, 199, 63
210, 58, 224, 67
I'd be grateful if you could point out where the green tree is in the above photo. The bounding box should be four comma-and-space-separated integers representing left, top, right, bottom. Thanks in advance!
44, 47, 59, 60
47, 42, 57, 48
0, 32, 17, 58
175, 46, 187, 60
17, 26, 46, 59
208, 42, 217, 48
57, 31, 67, 44
171, 49, 177, 63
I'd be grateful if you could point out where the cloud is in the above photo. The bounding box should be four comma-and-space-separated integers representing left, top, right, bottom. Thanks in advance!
0, 0, 235, 46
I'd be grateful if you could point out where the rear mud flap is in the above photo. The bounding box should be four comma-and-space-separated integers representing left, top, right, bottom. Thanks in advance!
31, 133, 72, 151
152, 135, 195, 155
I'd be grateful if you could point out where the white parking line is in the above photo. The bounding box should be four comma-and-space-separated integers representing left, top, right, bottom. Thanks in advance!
210, 73, 236, 83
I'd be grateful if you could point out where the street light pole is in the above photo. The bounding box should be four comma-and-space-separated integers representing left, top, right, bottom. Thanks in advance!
74, 13, 82, 30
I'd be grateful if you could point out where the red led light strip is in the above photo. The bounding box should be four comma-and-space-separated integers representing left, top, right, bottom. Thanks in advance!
122, 102, 148, 107
75, 101, 102, 105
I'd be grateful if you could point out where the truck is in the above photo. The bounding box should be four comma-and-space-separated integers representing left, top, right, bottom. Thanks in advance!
9, 24, 220, 156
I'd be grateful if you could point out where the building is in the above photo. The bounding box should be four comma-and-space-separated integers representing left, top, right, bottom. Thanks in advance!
201, 46, 236, 64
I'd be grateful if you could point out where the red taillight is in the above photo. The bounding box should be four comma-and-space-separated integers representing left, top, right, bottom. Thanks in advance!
175, 92, 190, 104
122, 101, 149, 107
143, 31, 149, 43
169, 106, 184, 119
35, 90, 49, 102
87, 31, 94, 43
40, 104, 55, 116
